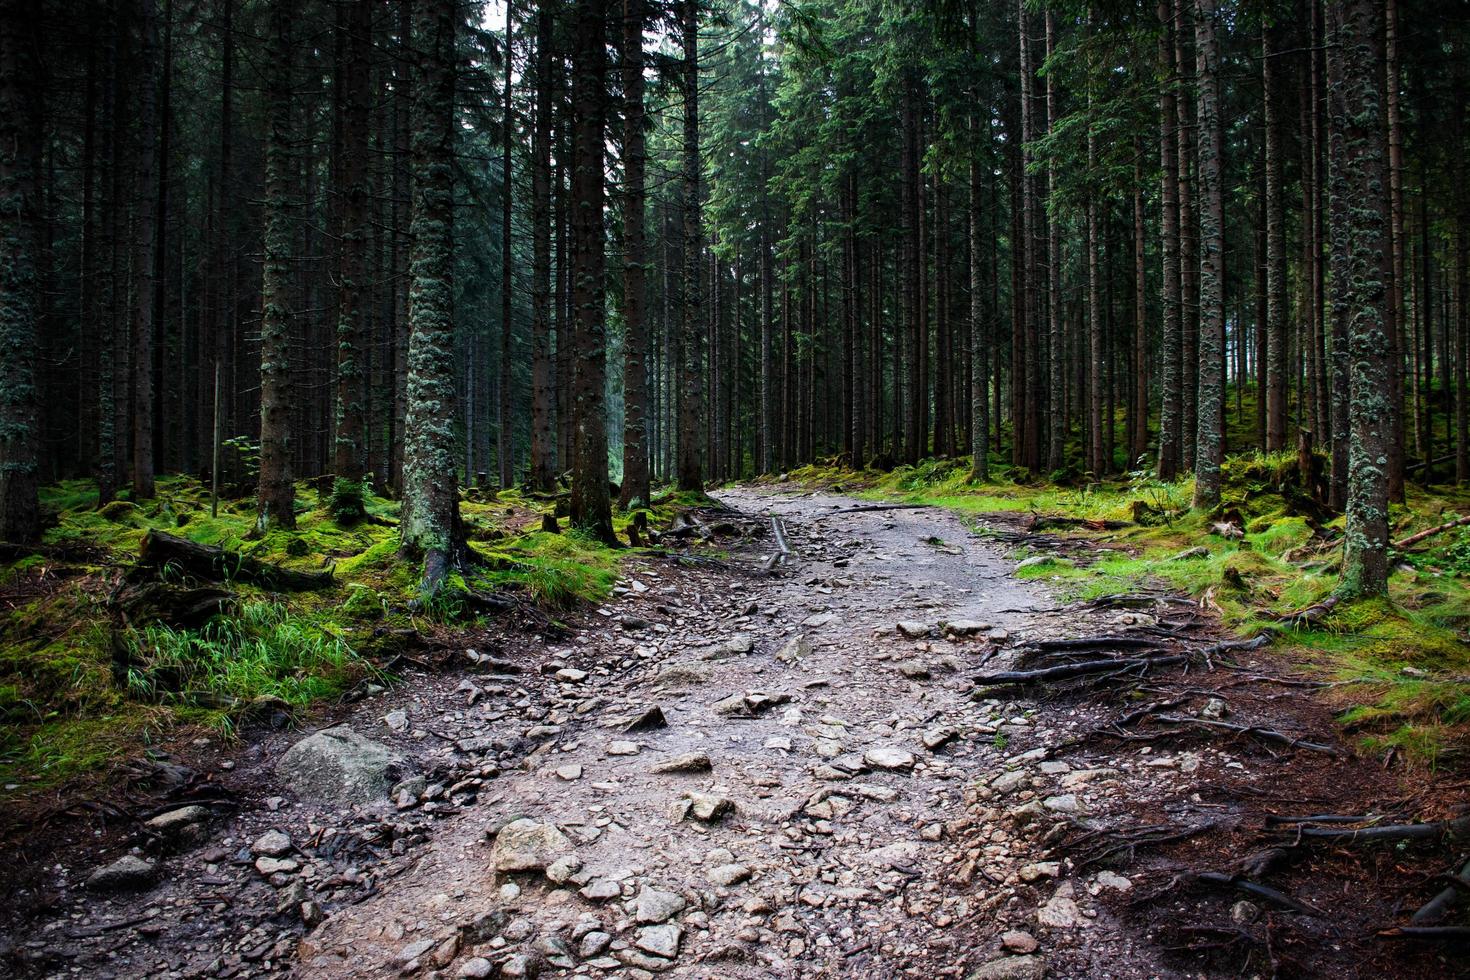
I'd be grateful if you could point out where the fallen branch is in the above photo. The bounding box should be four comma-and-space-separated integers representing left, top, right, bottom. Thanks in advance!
763, 516, 793, 573
1393, 514, 1470, 550
1151, 713, 1339, 755
1269, 594, 1340, 628
1294, 814, 1470, 844
973, 654, 1187, 687
138, 530, 333, 591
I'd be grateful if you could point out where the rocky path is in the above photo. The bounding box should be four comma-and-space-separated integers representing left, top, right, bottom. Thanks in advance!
9, 486, 1437, 979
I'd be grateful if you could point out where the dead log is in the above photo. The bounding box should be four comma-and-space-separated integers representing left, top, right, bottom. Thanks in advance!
1393, 514, 1470, 550
112, 581, 236, 629
973, 654, 1187, 687
1295, 814, 1470, 844
828, 503, 932, 514
138, 530, 333, 591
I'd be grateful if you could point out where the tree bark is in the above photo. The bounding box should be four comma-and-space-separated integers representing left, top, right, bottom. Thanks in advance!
401, 0, 464, 588
676, 0, 704, 491
130, 0, 160, 499
256, 0, 295, 533
1157, 0, 1182, 479
619, 0, 650, 506
1329, 0, 1392, 597
498, 2, 516, 490
1191, 0, 1225, 510
0, 0, 41, 542
332, 0, 371, 493
568, 0, 616, 541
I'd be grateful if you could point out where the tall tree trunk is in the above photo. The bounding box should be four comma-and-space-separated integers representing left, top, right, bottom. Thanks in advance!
1131, 148, 1149, 464
619, 0, 649, 506
256, 1, 295, 532
333, 0, 371, 496
1086, 38, 1104, 477
1045, 11, 1065, 473
1191, 0, 1225, 510
1384, 0, 1406, 500
130, 0, 159, 499
401, 0, 464, 588
0, 0, 40, 542
1176, 0, 1198, 473
498, 2, 516, 490
676, 0, 704, 491
969, 115, 989, 482
529, 2, 556, 492
1263, 16, 1288, 453
1157, 0, 1182, 478
568, 0, 616, 540
1330, 0, 1392, 596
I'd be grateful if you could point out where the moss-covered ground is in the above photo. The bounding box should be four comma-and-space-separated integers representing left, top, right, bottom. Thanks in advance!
0, 477, 690, 792
770, 450, 1470, 768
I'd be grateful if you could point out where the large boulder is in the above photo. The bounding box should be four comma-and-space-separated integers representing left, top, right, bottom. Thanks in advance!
276, 727, 405, 806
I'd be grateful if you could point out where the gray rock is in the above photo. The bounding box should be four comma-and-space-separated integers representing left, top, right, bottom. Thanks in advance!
276, 727, 405, 805
649, 751, 712, 774
544, 854, 583, 884
580, 878, 621, 901
383, 709, 409, 732
251, 829, 292, 857
680, 792, 735, 823
1201, 697, 1229, 720
635, 886, 687, 924
896, 621, 930, 637
1000, 930, 1038, 954
555, 668, 589, 683
397, 939, 435, 966
775, 635, 811, 664
490, 818, 574, 872
896, 660, 931, 679
706, 864, 752, 887
922, 726, 959, 751
86, 855, 157, 892
634, 923, 683, 959
578, 931, 612, 958
969, 954, 1046, 980
864, 746, 916, 771
458, 958, 494, 979
145, 805, 208, 833
990, 770, 1029, 794
500, 952, 539, 978
1042, 794, 1079, 814
945, 619, 991, 636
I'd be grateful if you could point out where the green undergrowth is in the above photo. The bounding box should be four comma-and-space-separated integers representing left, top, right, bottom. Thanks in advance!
1, 475, 683, 791
781, 453, 1470, 768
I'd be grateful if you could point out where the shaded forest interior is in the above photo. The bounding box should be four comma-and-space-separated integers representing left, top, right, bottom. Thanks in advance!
2, 0, 1468, 591
4, 0, 1470, 772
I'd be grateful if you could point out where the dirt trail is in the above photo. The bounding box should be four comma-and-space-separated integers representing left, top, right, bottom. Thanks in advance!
5, 486, 1453, 979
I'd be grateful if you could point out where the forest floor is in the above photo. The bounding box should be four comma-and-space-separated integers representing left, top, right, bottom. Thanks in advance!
3, 481, 1467, 979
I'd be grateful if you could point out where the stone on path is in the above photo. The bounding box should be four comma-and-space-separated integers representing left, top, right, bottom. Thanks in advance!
1001, 930, 1039, 954
251, 829, 292, 857
864, 746, 916, 771
607, 740, 641, 756
145, 805, 208, 834
896, 621, 930, 638
635, 886, 687, 924
707, 863, 752, 887
623, 705, 667, 732
922, 726, 959, 751
634, 923, 683, 959
276, 726, 405, 806
86, 855, 157, 892
489, 818, 573, 872
944, 619, 991, 636
675, 791, 734, 823
776, 635, 811, 664
649, 751, 712, 774
969, 954, 1047, 980
555, 764, 583, 781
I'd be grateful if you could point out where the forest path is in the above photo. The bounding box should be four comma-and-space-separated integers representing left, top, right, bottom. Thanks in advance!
30, 486, 1408, 980
290, 486, 1165, 979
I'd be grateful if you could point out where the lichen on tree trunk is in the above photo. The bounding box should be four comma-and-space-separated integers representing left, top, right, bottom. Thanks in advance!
400, 0, 464, 590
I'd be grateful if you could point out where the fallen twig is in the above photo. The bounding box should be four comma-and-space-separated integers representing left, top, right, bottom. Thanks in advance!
1293, 814, 1470, 844
1394, 514, 1470, 550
